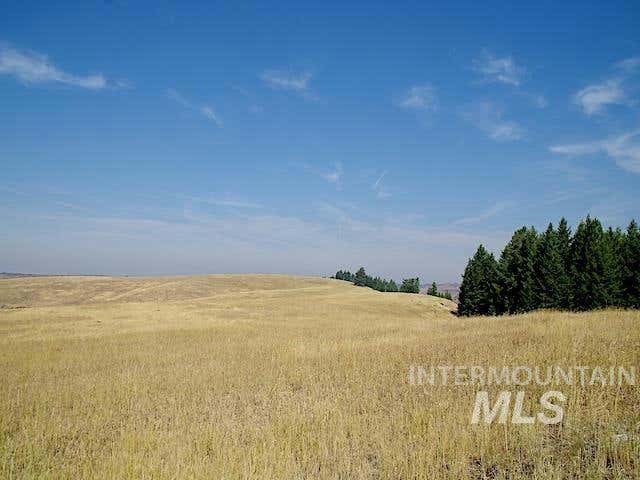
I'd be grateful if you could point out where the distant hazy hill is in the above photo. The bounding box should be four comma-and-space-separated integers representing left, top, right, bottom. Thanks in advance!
0, 272, 50, 279
420, 282, 460, 302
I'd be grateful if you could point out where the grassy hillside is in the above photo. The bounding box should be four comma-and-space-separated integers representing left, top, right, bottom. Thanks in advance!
0, 275, 638, 479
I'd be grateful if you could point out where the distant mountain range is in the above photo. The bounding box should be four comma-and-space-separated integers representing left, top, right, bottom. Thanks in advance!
420, 282, 460, 302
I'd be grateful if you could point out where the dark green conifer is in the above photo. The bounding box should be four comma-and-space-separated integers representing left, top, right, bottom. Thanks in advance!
458, 245, 500, 316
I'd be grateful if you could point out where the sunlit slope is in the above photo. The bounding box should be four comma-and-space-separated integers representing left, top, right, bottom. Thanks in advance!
0, 274, 337, 307
0, 275, 456, 341
1, 275, 637, 479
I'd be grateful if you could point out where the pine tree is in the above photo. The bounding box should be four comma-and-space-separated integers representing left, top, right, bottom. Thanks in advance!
623, 220, 640, 308
400, 278, 419, 293
498, 226, 539, 313
333, 267, 406, 294
458, 245, 500, 316
534, 223, 566, 309
426, 281, 438, 296
557, 218, 571, 258
556, 218, 573, 308
354, 267, 367, 287
602, 227, 624, 306
457, 215, 639, 315
570, 216, 607, 310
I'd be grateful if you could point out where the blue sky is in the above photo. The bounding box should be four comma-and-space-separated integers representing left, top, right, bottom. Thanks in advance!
1, 0, 639, 281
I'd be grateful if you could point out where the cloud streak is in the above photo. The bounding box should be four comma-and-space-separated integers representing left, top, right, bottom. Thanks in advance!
453, 201, 514, 225
616, 56, 640, 72
550, 130, 640, 174
573, 79, 626, 115
303, 163, 344, 188
473, 50, 524, 86
462, 101, 525, 142
2, 188, 511, 280
194, 195, 262, 209
167, 89, 222, 126
0, 45, 112, 89
372, 171, 391, 199
397, 84, 437, 111
572, 56, 640, 115
261, 70, 314, 96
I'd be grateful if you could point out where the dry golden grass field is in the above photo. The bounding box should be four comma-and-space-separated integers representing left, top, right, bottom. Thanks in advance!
0, 275, 638, 479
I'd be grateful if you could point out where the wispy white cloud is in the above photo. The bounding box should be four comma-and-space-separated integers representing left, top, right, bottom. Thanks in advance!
473, 50, 524, 86
321, 163, 343, 186
199, 106, 220, 123
167, 88, 222, 126
462, 101, 525, 142
615, 56, 640, 73
539, 157, 591, 183
261, 70, 313, 95
3, 191, 511, 279
303, 162, 344, 188
115, 79, 134, 89
55, 201, 91, 212
0, 44, 114, 89
549, 142, 600, 156
550, 130, 640, 174
572, 55, 640, 115
572, 79, 626, 115
397, 84, 437, 111
514, 91, 548, 109
472, 50, 547, 109
176, 193, 262, 209
201, 196, 262, 209
453, 201, 514, 225
587, 193, 637, 225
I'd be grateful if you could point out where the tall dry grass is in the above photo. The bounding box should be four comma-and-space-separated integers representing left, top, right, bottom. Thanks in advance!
0, 275, 638, 479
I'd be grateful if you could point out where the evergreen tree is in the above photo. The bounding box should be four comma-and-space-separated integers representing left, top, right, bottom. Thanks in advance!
602, 227, 625, 306
623, 220, 640, 308
364, 274, 374, 289
556, 217, 573, 308
334, 270, 355, 282
498, 227, 539, 313
354, 267, 367, 287
457, 215, 639, 316
332, 267, 403, 293
534, 223, 566, 309
570, 216, 608, 310
426, 282, 438, 296
400, 277, 420, 293
458, 245, 500, 316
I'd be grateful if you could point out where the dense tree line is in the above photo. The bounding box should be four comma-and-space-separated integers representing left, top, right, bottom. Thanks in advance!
334, 267, 399, 292
458, 217, 640, 316
333, 267, 420, 294
426, 281, 453, 300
